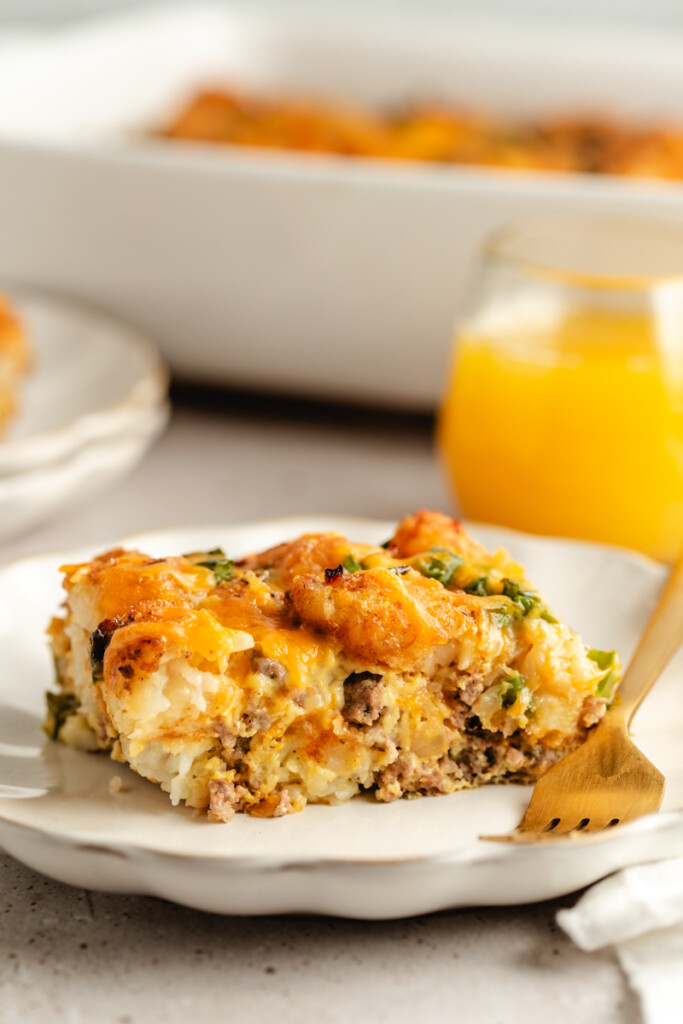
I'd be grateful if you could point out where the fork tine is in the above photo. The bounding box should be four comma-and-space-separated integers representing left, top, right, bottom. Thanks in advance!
575, 818, 621, 833
544, 818, 612, 835
480, 807, 628, 841
532, 818, 579, 836
481, 819, 618, 842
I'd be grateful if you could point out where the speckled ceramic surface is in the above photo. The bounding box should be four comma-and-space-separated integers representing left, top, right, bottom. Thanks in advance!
1, 518, 683, 918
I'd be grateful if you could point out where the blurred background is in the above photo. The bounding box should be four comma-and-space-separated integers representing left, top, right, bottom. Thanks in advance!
2, 0, 683, 556
2, 0, 683, 27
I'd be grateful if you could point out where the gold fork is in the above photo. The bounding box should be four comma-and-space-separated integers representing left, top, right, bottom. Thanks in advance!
481, 547, 683, 842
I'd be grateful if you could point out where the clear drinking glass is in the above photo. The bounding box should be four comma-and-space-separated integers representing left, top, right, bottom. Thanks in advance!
437, 216, 683, 562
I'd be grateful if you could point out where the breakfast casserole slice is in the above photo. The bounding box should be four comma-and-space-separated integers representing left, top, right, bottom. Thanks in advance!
45, 511, 620, 821
0, 293, 30, 435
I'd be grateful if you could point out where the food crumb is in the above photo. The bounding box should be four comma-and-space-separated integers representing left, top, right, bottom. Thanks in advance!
108, 776, 124, 795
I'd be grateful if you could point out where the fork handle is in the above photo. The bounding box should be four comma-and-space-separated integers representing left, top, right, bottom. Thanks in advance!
618, 545, 683, 727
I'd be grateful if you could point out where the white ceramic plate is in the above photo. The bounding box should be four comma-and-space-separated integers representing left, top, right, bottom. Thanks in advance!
0, 290, 169, 541
1, 516, 683, 919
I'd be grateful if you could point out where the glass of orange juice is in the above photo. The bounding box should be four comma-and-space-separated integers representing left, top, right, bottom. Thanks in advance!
438, 216, 683, 562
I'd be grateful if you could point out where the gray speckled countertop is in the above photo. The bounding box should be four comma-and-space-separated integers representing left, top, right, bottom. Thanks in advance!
0, 390, 639, 1024
1, 852, 635, 1024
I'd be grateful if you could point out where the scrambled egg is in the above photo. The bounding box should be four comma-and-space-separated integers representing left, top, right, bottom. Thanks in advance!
45, 511, 620, 821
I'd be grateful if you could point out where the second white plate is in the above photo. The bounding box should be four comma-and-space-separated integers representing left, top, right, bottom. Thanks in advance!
0, 288, 168, 472
0, 289, 169, 540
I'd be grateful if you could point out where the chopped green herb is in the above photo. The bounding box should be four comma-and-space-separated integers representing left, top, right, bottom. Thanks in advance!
589, 650, 618, 700
490, 606, 516, 629
540, 610, 559, 625
44, 691, 79, 740
464, 576, 491, 596
597, 671, 618, 699
502, 578, 540, 615
198, 554, 235, 583
343, 554, 364, 573
588, 649, 616, 671
211, 561, 235, 583
501, 673, 525, 708
414, 547, 463, 587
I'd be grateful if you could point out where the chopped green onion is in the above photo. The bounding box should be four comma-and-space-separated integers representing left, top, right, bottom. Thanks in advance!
589, 650, 618, 699
198, 555, 235, 583
540, 610, 559, 625
44, 691, 79, 740
343, 554, 364, 573
464, 576, 491, 596
597, 672, 618, 699
490, 606, 516, 629
588, 649, 615, 671
414, 547, 463, 587
501, 579, 540, 615
501, 673, 525, 708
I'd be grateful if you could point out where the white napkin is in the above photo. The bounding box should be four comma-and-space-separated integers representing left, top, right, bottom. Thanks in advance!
558, 857, 683, 1024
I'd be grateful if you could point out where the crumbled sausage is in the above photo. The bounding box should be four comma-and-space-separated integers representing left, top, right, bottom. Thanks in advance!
342, 672, 383, 726
253, 656, 287, 682
504, 746, 528, 771
208, 778, 240, 822
578, 695, 606, 728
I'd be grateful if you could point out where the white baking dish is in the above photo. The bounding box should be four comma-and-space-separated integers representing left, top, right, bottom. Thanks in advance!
1, 2, 683, 410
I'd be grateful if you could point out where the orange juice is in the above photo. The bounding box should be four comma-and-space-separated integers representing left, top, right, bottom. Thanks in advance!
438, 309, 683, 562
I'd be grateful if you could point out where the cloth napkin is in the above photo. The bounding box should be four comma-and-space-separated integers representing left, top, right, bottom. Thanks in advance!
557, 857, 683, 1024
